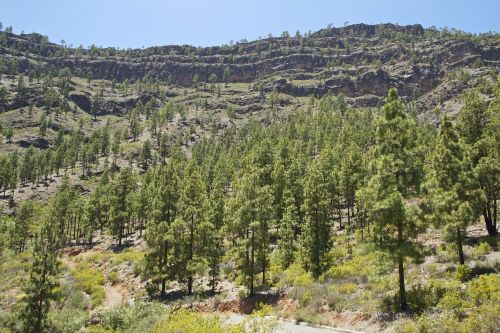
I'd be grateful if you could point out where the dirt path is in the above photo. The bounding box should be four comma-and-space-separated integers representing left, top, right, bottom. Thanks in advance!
103, 283, 129, 307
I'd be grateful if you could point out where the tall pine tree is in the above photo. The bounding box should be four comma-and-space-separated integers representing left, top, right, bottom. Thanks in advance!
19, 218, 61, 332
360, 89, 424, 312
426, 115, 482, 265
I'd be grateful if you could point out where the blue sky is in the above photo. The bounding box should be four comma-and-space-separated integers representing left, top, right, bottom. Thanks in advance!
2, 0, 499, 48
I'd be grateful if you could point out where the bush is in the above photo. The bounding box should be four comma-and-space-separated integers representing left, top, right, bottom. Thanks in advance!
132, 259, 144, 278
294, 308, 318, 324
100, 305, 131, 331
394, 303, 500, 333
108, 271, 120, 285
436, 243, 458, 263
438, 289, 468, 317
330, 282, 357, 294
278, 263, 313, 288
472, 242, 492, 257
237, 288, 247, 300
92, 302, 166, 332
82, 326, 113, 333
72, 263, 106, 307
48, 309, 86, 333
325, 289, 348, 311
252, 302, 273, 317
467, 274, 500, 306
321, 251, 378, 282
299, 290, 312, 306
462, 303, 500, 332
417, 313, 462, 333
64, 290, 89, 310
454, 264, 472, 282
406, 283, 437, 314
393, 319, 419, 333
152, 310, 245, 333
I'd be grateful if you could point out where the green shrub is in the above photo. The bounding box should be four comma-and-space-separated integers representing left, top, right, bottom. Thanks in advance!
237, 288, 246, 300
472, 242, 492, 257
467, 274, 500, 306
278, 263, 313, 288
330, 282, 357, 294
462, 303, 500, 333
100, 305, 131, 331
98, 302, 167, 332
454, 264, 472, 282
406, 283, 437, 314
294, 308, 318, 324
108, 271, 120, 285
417, 313, 462, 333
132, 259, 144, 278
64, 290, 89, 309
321, 254, 372, 280
436, 243, 459, 263
394, 303, 500, 333
82, 326, 113, 333
152, 310, 245, 333
48, 309, 86, 333
299, 290, 312, 307
393, 319, 419, 333
325, 289, 348, 311
72, 263, 106, 307
438, 289, 468, 317
253, 302, 271, 316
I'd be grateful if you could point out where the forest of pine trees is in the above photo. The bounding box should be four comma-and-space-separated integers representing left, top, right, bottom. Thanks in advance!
0, 78, 498, 331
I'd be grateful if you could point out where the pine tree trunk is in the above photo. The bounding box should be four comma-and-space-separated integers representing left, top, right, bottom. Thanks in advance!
456, 227, 465, 265
161, 239, 168, 296
188, 215, 194, 295
398, 255, 408, 312
262, 260, 266, 285
484, 207, 497, 236
338, 201, 342, 228
250, 229, 255, 297
495, 201, 498, 234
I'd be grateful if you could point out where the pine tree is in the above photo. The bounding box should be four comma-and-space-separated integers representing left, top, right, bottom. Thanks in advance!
50, 177, 77, 245
272, 138, 290, 225
226, 169, 261, 296
7, 152, 18, 199
109, 168, 136, 246
169, 162, 209, 295
256, 183, 273, 286
278, 187, 298, 268
85, 170, 110, 244
360, 89, 424, 312
340, 143, 362, 227
130, 112, 141, 142
10, 199, 34, 252
300, 156, 331, 278
19, 218, 61, 333
456, 89, 499, 235
140, 139, 152, 170
426, 115, 482, 265
112, 129, 121, 168
206, 165, 227, 292
145, 163, 180, 295
223, 67, 230, 87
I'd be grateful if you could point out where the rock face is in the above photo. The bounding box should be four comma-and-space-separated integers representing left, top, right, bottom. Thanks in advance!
69, 92, 153, 116
2, 23, 499, 111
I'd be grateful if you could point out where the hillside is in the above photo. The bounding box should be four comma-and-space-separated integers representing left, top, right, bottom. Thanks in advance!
0, 23, 499, 333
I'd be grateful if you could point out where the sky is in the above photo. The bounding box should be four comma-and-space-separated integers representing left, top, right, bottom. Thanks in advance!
2, 0, 499, 49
